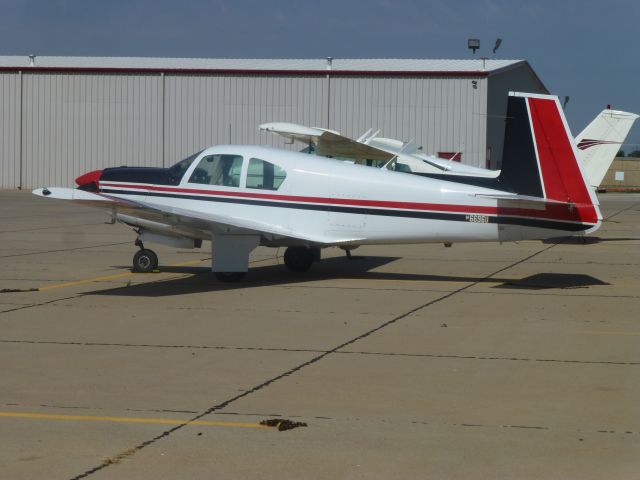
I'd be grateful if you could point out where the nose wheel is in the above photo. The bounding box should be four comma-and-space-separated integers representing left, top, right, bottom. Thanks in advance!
132, 239, 158, 273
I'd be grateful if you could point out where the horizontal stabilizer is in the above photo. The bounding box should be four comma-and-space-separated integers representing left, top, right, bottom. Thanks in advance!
473, 193, 568, 205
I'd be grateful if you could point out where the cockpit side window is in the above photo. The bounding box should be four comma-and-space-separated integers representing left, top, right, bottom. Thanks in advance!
246, 158, 287, 190
189, 155, 243, 187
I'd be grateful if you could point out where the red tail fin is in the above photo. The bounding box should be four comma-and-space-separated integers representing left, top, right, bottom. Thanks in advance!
499, 93, 601, 229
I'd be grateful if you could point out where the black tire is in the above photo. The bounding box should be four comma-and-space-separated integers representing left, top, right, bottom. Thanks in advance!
132, 249, 158, 273
215, 272, 246, 282
283, 246, 314, 272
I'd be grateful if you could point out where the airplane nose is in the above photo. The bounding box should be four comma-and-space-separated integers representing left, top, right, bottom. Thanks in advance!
75, 169, 103, 191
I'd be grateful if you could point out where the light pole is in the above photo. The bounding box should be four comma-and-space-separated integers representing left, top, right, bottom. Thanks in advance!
468, 38, 503, 69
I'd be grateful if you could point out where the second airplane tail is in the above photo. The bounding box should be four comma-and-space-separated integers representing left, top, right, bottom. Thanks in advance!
575, 109, 639, 189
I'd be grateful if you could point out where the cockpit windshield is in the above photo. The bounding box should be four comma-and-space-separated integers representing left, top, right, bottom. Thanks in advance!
168, 150, 203, 181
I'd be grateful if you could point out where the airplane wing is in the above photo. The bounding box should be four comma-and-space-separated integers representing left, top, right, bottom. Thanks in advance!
32, 187, 364, 246
259, 122, 331, 146
259, 122, 393, 162
315, 131, 393, 161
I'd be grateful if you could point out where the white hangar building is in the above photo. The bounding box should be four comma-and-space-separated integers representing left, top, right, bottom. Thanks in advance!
0, 56, 547, 188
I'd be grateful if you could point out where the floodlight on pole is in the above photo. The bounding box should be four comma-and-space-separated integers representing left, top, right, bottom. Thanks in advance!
468, 39, 480, 54
492, 38, 502, 55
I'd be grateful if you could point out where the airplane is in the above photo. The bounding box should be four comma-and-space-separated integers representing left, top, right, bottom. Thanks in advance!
33, 92, 601, 282
261, 108, 638, 188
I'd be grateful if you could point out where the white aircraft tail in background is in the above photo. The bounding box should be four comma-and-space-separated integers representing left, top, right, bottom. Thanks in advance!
575, 109, 639, 188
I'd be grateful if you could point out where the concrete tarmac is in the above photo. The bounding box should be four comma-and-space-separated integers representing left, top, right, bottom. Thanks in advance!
0, 190, 639, 479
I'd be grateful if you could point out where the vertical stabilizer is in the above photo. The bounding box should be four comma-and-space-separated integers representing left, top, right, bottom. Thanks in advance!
498, 92, 601, 229
575, 109, 639, 188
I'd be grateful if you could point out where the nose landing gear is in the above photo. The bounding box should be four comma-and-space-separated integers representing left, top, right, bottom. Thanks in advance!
132, 238, 158, 273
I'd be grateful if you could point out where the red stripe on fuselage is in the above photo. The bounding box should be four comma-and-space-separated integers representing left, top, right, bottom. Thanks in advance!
99, 182, 596, 225
527, 98, 598, 224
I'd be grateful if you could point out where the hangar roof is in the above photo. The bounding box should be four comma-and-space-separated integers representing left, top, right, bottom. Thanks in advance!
0, 56, 527, 76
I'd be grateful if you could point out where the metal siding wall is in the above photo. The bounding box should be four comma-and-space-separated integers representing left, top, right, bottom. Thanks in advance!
5, 69, 501, 187
486, 65, 547, 169
329, 76, 487, 167
163, 75, 328, 164
475, 78, 488, 168
0, 73, 20, 188
21, 73, 162, 188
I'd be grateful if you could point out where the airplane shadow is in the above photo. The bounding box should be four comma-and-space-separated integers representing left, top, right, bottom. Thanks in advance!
494, 273, 609, 290
88, 256, 397, 297
85, 256, 610, 297
542, 236, 640, 245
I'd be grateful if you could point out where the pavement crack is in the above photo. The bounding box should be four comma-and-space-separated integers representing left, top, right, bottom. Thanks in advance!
602, 200, 640, 221
0, 296, 78, 315
503, 424, 549, 430
68, 241, 571, 479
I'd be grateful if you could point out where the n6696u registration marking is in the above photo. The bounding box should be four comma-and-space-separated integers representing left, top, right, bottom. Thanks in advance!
466, 214, 489, 223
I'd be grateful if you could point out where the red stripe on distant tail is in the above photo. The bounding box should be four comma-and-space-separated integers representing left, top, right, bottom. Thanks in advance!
527, 97, 598, 224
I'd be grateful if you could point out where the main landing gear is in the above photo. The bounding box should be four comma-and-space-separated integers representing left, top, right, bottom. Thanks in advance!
283, 246, 320, 272
215, 271, 246, 282
132, 238, 158, 273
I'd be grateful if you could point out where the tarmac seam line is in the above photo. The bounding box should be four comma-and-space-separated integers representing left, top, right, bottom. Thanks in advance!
68, 239, 567, 480
2, 339, 637, 366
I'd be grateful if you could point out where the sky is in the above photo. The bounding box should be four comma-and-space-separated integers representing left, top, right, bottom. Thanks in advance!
2, 0, 640, 151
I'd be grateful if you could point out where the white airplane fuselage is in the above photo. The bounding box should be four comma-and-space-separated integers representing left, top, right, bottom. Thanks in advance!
98, 145, 595, 248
